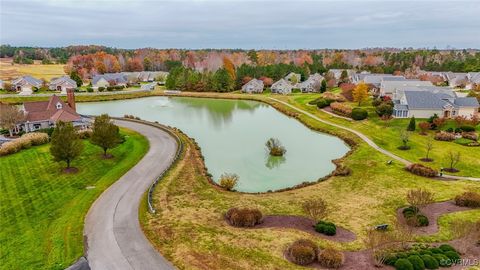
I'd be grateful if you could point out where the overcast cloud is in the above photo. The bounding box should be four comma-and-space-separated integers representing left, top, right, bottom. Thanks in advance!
0, 0, 479, 49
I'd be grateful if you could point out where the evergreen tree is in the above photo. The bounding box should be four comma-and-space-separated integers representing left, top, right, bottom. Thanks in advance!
320, 79, 327, 93
407, 116, 416, 131
91, 114, 121, 157
50, 121, 84, 169
70, 71, 83, 87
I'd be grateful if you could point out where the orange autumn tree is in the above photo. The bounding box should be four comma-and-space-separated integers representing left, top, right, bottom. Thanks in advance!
223, 57, 236, 81
353, 82, 369, 106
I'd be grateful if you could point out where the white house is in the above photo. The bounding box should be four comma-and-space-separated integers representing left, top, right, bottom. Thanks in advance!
91, 73, 127, 90
11, 76, 42, 95
296, 73, 324, 92
271, 78, 293, 95
466, 72, 480, 90
49, 76, 77, 93
241, 78, 264, 93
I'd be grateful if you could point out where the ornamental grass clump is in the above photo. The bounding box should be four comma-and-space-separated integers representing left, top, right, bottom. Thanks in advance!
318, 248, 344, 268
287, 239, 318, 266
225, 207, 262, 227
454, 191, 480, 207
218, 173, 239, 191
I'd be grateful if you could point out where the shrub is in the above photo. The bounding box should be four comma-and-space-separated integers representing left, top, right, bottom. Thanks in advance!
21, 132, 49, 146
219, 173, 239, 191
86, 87, 94, 92
318, 248, 344, 269
265, 138, 286, 156
408, 117, 416, 131
432, 254, 451, 267
434, 131, 455, 141
454, 191, 480, 207
225, 208, 262, 227
395, 258, 414, 270
443, 251, 460, 261
302, 198, 327, 221
405, 164, 438, 178
376, 103, 393, 117
438, 244, 456, 253
408, 255, 425, 270
37, 127, 55, 137
77, 129, 93, 139
351, 107, 368, 120
316, 98, 334, 108
462, 131, 478, 141
322, 92, 346, 102
415, 215, 429, 227
330, 102, 352, 117
0, 133, 50, 156
98, 87, 105, 92
315, 220, 336, 236
421, 255, 439, 269
372, 98, 383, 107
459, 125, 475, 132
428, 248, 443, 254
287, 239, 318, 266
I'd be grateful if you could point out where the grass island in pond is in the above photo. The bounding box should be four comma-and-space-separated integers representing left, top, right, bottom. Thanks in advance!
77, 96, 350, 192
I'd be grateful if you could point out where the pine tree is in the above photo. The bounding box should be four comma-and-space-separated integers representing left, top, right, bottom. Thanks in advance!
50, 121, 84, 169
407, 116, 416, 131
91, 114, 121, 157
320, 79, 327, 93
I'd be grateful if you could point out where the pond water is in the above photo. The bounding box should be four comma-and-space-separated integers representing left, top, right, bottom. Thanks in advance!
77, 97, 350, 192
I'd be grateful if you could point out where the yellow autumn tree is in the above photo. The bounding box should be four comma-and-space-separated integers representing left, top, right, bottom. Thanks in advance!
353, 82, 369, 106
222, 57, 236, 81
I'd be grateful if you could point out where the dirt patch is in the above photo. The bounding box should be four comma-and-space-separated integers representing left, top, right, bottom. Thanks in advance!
397, 201, 473, 235
255, 215, 356, 243
444, 168, 460, 173
63, 167, 79, 174
101, 153, 114, 159
419, 158, 434, 162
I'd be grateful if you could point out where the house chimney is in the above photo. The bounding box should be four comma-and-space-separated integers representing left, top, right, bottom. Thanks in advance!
66, 88, 76, 111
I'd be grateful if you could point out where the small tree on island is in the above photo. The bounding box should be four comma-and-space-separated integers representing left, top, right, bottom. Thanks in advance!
50, 121, 84, 171
265, 138, 286, 156
407, 116, 416, 131
219, 173, 239, 191
421, 137, 434, 162
91, 114, 122, 158
398, 130, 411, 150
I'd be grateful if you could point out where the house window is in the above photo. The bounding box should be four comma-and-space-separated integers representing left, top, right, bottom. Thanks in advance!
452, 110, 456, 116
56, 102, 62, 109
33, 124, 41, 130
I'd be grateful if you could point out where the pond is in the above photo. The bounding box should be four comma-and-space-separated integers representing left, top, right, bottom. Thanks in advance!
77, 97, 350, 192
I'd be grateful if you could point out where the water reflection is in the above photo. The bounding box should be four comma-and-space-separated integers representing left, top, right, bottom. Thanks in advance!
265, 155, 286, 169
171, 97, 262, 128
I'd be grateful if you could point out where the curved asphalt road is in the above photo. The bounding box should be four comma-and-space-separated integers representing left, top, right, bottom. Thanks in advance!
84, 120, 177, 270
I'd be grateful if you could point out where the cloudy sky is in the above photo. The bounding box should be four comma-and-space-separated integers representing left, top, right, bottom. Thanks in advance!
1, 0, 479, 49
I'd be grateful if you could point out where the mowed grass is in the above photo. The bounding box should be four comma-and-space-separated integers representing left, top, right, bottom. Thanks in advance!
0, 128, 149, 270
142, 111, 480, 270
280, 93, 480, 177
0, 58, 66, 82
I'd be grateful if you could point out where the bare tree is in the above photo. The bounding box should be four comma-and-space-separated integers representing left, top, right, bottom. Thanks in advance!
393, 220, 414, 250
445, 151, 461, 172
364, 228, 393, 266
422, 137, 434, 162
302, 198, 328, 221
0, 103, 25, 137
406, 189, 434, 210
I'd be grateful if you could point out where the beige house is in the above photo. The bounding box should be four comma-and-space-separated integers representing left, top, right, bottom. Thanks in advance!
271, 79, 293, 95
12, 76, 42, 95
242, 79, 264, 93
49, 76, 77, 93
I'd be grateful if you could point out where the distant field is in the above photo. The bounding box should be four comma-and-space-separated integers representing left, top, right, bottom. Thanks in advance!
0, 58, 66, 81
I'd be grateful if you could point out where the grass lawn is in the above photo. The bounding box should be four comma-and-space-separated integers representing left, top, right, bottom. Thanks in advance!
279, 93, 480, 177
0, 128, 149, 270
142, 100, 480, 270
0, 58, 65, 81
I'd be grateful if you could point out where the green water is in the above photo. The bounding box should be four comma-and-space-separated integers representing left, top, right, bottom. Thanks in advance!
77, 96, 349, 192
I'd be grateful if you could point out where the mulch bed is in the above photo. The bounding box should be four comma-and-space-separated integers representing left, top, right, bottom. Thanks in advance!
63, 167, 79, 174
255, 215, 356, 243
397, 201, 473, 235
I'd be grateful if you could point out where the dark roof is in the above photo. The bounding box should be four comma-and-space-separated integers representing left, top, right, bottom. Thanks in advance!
454, 97, 480, 107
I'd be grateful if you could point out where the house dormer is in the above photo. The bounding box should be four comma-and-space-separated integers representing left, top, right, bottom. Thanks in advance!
56, 102, 63, 109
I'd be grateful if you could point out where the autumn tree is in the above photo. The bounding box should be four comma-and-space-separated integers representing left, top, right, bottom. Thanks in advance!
50, 121, 84, 171
91, 114, 122, 158
143, 57, 153, 71
0, 103, 24, 136
353, 82, 369, 106
418, 122, 431, 135
223, 57, 236, 81
247, 50, 258, 64
340, 83, 355, 101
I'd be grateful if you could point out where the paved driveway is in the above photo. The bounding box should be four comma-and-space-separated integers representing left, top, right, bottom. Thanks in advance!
84, 120, 177, 270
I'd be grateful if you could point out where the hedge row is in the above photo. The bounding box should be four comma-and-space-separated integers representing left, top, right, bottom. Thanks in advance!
405, 164, 438, 178
0, 132, 49, 156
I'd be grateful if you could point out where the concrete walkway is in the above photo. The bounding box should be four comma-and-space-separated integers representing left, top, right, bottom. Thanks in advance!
84, 120, 177, 270
269, 97, 480, 181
